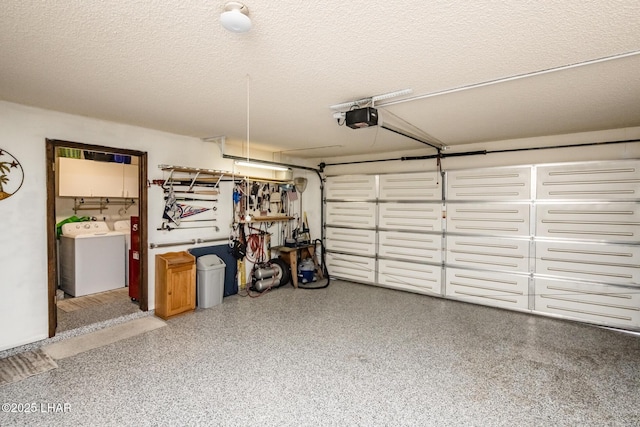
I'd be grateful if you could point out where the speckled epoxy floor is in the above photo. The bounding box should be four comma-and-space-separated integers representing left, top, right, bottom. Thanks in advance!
1, 280, 639, 426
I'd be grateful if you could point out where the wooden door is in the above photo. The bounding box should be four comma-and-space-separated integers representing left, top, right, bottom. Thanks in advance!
166, 263, 196, 317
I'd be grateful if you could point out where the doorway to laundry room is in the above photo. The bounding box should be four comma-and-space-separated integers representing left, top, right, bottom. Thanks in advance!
45, 139, 148, 337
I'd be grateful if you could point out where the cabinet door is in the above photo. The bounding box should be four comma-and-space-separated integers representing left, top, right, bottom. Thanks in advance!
90, 161, 125, 197
123, 164, 139, 198
166, 263, 196, 317
58, 158, 94, 196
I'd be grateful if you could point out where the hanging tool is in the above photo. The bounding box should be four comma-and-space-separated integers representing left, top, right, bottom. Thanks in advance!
293, 177, 308, 230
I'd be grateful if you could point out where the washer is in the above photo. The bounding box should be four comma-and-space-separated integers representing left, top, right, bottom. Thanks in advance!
59, 221, 126, 297
113, 219, 131, 286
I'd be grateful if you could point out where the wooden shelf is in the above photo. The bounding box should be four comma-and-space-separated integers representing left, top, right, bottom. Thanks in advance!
159, 164, 227, 176
234, 176, 293, 185
240, 216, 293, 223
159, 164, 229, 189
158, 165, 294, 186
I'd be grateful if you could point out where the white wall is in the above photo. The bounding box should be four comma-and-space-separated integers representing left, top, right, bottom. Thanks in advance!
0, 101, 243, 351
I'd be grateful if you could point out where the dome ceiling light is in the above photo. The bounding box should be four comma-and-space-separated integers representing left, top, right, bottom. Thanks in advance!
220, 2, 252, 33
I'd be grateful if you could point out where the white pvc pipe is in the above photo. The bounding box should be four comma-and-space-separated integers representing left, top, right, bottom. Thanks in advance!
378, 50, 640, 107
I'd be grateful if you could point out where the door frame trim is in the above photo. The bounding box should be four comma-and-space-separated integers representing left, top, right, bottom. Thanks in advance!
45, 139, 148, 337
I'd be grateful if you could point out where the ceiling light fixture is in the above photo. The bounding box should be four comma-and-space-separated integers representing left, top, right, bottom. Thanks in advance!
220, 2, 252, 33
234, 160, 290, 172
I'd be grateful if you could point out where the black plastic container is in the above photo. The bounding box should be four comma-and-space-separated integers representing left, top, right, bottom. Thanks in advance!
84, 151, 114, 162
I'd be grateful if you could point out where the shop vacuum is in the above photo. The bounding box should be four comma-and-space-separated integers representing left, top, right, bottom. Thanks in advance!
296, 239, 331, 290
251, 239, 330, 292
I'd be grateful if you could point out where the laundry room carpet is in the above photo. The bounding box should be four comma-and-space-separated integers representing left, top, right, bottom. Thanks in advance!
0, 349, 58, 387
43, 316, 166, 360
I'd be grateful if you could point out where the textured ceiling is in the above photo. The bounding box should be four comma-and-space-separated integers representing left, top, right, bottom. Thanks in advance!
1, 1, 639, 160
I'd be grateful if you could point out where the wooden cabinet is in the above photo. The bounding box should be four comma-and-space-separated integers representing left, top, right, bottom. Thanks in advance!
58, 157, 139, 198
155, 251, 196, 320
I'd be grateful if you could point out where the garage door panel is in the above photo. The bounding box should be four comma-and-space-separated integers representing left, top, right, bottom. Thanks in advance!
326, 228, 375, 256
446, 235, 530, 272
446, 203, 530, 236
378, 259, 441, 295
379, 172, 441, 200
445, 268, 529, 310
535, 241, 640, 285
536, 202, 640, 242
326, 202, 376, 228
537, 160, 640, 200
326, 253, 376, 283
379, 203, 441, 232
447, 167, 531, 200
325, 175, 376, 200
379, 231, 441, 263
535, 278, 640, 328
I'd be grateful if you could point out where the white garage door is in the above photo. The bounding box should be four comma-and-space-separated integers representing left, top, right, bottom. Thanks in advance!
324, 160, 640, 330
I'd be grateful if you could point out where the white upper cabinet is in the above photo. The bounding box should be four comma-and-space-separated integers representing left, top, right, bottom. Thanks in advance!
58, 157, 138, 198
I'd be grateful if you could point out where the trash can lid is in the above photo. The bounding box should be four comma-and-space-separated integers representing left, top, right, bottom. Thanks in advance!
196, 254, 225, 269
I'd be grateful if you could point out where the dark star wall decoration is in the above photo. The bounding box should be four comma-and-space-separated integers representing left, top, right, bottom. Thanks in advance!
0, 149, 24, 201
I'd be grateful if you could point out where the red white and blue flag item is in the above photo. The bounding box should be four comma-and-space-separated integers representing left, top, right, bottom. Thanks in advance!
177, 204, 210, 219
